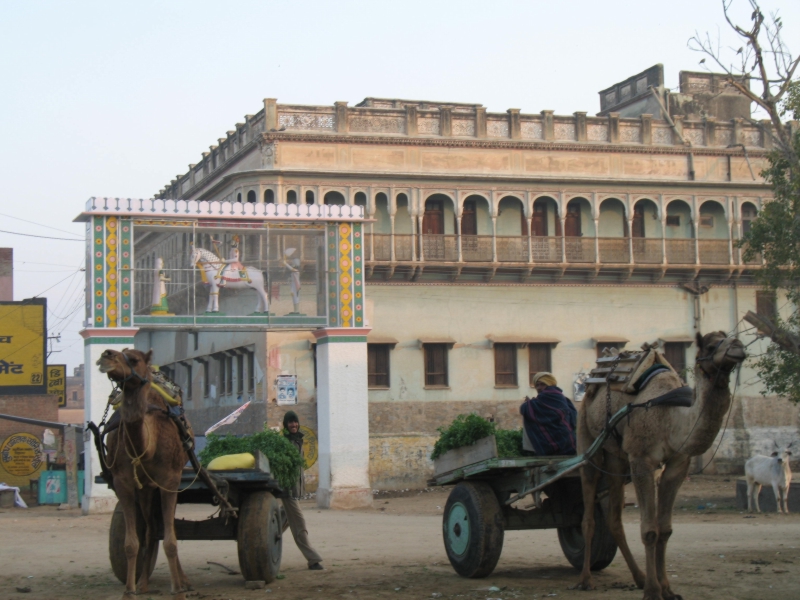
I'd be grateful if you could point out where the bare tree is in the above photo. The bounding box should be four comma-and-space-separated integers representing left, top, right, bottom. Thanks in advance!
689, 0, 799, 165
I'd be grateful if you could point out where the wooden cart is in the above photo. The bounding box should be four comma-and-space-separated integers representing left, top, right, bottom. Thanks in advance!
430, 404, 636, 578
104, 452, 285, 584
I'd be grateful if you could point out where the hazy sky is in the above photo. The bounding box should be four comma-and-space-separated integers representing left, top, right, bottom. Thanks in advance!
1, 0, 798, 372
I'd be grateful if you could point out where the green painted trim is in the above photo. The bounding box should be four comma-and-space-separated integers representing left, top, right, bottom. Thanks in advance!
327, 223, 340, 327
92, 216, 105, 327
352, 222, 364, 327
315, 335, 367, 345
119, 218, 133, 327
84, 337, 136, 345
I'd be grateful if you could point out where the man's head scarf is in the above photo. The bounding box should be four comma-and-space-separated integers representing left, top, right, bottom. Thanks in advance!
533, 372, 557, 387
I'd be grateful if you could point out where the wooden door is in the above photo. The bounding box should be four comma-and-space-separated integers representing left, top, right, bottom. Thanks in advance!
531, 201, 548, 236
565, 202, 581, 237
632, 205, 645, 238
461, 201, 477, 235
422, 200, 444, 234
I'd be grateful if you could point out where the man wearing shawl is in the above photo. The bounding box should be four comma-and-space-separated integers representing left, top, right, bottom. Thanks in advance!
282, 410, 324, 570
520, 372, 578, 456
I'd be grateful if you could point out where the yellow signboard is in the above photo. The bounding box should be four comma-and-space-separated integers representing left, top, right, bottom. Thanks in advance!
0, 299, 47, 394
0, 432, 44, 477
47, 364, 67, 407
299, 425, 318, 469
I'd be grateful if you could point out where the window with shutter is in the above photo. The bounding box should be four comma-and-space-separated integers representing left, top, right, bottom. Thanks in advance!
663, 343, 687, 376
368, 344, 391, 388
494, 343, 517, 387
424, 344, 449, 387
528, 344, 552, 386
756, 291, 777, 320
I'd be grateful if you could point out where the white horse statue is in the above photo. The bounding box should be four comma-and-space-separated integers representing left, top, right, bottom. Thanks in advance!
190, 245, 269, 313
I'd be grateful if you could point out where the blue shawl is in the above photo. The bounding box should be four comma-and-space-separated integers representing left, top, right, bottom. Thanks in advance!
519, 386, 578, 456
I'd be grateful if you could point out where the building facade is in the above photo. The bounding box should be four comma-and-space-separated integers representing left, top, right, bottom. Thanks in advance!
140, 64, 798, 490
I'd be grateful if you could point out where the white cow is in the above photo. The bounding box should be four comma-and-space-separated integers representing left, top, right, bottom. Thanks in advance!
745, 444, 794, 514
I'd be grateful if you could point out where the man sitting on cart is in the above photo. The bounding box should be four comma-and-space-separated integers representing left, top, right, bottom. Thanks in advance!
520, 372, 577, 456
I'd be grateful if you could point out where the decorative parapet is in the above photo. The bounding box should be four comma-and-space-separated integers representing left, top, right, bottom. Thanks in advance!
76, 197, 365, 223
156, 96, 772, 199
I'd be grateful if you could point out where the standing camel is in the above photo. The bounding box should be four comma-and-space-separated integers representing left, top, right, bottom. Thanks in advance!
97, 348, 192, 599
575, 331, 745, 600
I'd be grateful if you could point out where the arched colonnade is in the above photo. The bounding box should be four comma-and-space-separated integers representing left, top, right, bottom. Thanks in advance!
230, 184, 764, 266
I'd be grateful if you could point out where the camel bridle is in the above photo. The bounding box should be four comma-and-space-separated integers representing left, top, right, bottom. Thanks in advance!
105, 351, 150, 387
695, 336, 742, 386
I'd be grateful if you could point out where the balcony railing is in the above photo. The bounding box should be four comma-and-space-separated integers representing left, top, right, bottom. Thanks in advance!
364, 234, 757, 267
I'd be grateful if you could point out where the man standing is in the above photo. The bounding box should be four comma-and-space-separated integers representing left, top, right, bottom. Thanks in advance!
520, 372, 577, 456
282, 411, 324, 570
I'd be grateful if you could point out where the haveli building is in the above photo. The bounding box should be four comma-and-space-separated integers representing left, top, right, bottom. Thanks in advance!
136, 64, 797, 492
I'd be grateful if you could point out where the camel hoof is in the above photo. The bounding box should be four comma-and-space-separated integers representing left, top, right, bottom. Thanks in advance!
569, 581, 595, 591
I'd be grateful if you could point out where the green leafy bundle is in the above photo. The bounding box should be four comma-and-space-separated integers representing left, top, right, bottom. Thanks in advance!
199, 430, 303, 490
430, 414, 523, 460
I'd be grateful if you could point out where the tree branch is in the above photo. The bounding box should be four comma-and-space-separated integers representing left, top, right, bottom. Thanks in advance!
743, 310, 800, 355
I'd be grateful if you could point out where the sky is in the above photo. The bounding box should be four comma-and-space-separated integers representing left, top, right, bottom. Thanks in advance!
1, 0, 799, 373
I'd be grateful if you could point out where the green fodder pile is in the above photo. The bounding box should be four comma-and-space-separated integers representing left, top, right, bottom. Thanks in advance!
198, 429, 303, 491
430, 414, 524, 460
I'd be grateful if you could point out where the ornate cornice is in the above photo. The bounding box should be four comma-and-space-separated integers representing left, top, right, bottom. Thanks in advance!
259, 131, 769, 159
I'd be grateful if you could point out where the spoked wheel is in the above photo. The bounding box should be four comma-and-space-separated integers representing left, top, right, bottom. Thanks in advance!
557, 502, 618, 571
109, 501, 159, 584
237, 491, 283, 583
442, 481, 504, 578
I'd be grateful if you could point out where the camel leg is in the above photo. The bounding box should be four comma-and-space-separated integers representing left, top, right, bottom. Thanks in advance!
630, 457, 662, 600
604, 454, 645, 589
118, 493, 140, 597
135, 488, 158, 593
654, 456, 690, 600
574, 457, 602, 591
159, 490, 187, 600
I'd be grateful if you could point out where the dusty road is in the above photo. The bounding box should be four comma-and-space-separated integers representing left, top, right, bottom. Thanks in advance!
1, 476, 798, 600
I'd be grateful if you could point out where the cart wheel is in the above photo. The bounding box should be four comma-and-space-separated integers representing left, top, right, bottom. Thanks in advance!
557, 502, 617, 571
109, 502, 158, 584
442, 481, 504, 578
237, 491, 282, 583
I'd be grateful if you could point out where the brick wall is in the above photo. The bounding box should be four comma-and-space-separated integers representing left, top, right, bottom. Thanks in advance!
0, 247, 11, 301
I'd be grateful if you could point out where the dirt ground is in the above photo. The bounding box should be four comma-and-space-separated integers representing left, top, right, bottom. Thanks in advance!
1, 475, 799, 600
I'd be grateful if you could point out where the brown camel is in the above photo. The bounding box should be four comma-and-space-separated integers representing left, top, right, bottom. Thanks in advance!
97, 348, 192, 599
575, 331, 745, 600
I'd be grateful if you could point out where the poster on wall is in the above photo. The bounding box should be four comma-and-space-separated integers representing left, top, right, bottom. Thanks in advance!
275, 374, 298, 405
47, 364, 67, 407
0, 299, 47, 394
0, 432, 44, 477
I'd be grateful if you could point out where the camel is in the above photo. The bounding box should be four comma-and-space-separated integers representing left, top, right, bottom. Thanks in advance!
97, 348, 192, 599
575, 331, 745, 600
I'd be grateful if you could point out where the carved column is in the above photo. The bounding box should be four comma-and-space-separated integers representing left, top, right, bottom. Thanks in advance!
660, 194, 668, 265
693, 196, 700, 265
406, 105, 418, 136
335, 101, 348, 134
608, 113, 620, 144
628, 218, 634, 264
574, 112, 587, 142
264, 98, 278, 131
641, 114, 652, 145
475, 107, 487, 139
457, 215, 463, 262
440, 107, 452, 137
594, 218, 601, 264
541, 110, 554, 141
491, 216, 498, 262
508, 109, 521, 140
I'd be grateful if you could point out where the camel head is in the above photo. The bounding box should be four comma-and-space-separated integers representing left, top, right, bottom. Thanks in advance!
96, 348, 153, 386
695, 331, 746, 377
